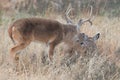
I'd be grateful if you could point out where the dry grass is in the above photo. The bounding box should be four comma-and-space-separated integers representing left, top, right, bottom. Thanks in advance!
0, 13, 120, 80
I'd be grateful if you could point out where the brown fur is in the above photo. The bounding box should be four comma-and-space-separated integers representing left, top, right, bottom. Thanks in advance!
8, 18, 79, 62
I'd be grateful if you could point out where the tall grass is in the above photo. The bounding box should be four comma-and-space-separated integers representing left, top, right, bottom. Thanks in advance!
0, 13, 120, 80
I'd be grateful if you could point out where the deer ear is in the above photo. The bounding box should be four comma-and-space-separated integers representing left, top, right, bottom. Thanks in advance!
78, 19, 83, 26
77, 19, 83, 30
93, 33, 100, 41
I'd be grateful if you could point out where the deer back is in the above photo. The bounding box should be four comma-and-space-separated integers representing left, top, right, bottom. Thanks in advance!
9, 18, 64, 43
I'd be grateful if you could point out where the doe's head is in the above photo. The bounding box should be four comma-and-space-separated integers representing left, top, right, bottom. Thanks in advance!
72, 33, 100, 55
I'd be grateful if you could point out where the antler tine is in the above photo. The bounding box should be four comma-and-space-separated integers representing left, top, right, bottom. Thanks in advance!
66, 4, 71, 15
65, 4, 73, 24
82, 19, 93, 25
89, 5, 93, 19
79, 6, 94, 26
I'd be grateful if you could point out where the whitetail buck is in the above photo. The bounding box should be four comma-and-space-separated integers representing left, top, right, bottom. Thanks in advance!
8, 6, 93, 63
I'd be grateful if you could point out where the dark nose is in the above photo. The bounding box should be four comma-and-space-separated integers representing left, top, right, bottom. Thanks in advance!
97, 33, 100, 39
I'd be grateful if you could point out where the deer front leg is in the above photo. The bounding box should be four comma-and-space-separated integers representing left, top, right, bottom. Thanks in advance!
48, 43, 56, 62
48, 34, 62, 62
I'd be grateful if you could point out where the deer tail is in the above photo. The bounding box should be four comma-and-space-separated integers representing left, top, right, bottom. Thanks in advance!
8, 25, 15, 44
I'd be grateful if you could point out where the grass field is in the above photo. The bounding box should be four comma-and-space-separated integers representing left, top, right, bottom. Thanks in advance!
0, 13, 120, 80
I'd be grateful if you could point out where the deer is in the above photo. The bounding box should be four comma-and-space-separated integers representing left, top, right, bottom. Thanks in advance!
73, 33, 100, 55
61, 5, 100, 57
8, 5, 93, 64
60, 32, 100, 57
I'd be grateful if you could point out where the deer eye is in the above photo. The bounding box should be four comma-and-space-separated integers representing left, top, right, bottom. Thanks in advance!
80, 42, 84, 45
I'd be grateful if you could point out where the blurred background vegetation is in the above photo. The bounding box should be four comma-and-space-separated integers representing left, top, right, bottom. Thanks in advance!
0, 0, 120, 17
0, 0, 120, 26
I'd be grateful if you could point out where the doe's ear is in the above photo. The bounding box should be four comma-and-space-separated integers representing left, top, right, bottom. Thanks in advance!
93, 33, 100, 41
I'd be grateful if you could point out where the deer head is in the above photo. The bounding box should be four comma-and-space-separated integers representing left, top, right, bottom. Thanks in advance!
61, 33, 100, 57
73, 33, 100, 55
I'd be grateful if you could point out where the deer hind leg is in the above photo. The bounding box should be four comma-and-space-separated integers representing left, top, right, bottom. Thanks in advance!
10, 42, 30, 62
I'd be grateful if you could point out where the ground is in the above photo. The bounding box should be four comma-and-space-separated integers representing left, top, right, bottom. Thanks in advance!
0, 13, 120, 80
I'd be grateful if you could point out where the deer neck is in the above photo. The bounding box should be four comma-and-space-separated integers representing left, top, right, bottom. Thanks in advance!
62, 24, 77, 42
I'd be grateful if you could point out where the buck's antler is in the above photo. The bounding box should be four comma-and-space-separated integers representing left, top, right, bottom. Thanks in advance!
65, 4, 73, 24
77, 6, 94, 26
